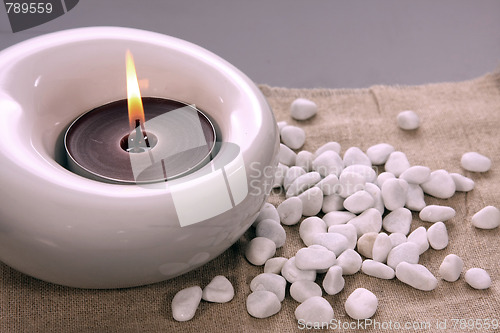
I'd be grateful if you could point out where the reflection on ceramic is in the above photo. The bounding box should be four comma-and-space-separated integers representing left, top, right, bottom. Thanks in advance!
0, 27, 279, 288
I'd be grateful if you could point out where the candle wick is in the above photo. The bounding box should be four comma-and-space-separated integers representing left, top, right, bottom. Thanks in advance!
129, 119, 150, 153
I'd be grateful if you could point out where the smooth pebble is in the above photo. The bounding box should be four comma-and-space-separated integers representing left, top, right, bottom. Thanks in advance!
277, 197, 303, 226
461, 152, 491, 172
299, 216, 327, 246
256, 219, 287, 248
343, 165, 377, 183
311, 232, 349, 256
364, 182, 385, 214
202, 276, 234, 303
399, 166, 430, 184
387, 242, 419, 270
438, 254, 463, 282
312, 150, 343, 177
245, 237, 276, 266
381, 178, 408, 211
322, 193, 345, 213
421, 169, 456, 199
343, 190, 375, 214
295, 296, 334, 325
396, 262, 437, 291
277, 121, 288, 132
366, 143, 395, 165
385, 151, 410, 177
450, 173, 475, 192
464, 268, 491, 289
407, 227, 429, 255
315, 174, 339, 196
281, 257, 317, 283
343, 147, 371, 167
172, 286, 203, 322
345, 288, 378, 320
376, 171, 396, 188
295, 245, 337, 270
323, 211, 356, 227
290, 280, 322, 303
290, 98, 317, 121
286, 172, 322, 198
472, 206, 500, 229
356, 232, 378, 259
264, 257, 288, 274
279, 143, 297, 166
405, 183, 427, 211
323, 265, 345, 295
328, 224, 357, 249
336, 249, 362, 275
296, 150, 315, 171
273, 163, 289, 188
397, 110, 420, 130
338, 171, 365, 198
361, 260, 395, 279
298, 187, 323, 216
382, 207, 412, 235
419, 205, 456, 223
284, 166, 306, 191
254, 202, 280, 226
427, 222, 448, 250
315, 141, 341, 157
372, 233, 393, 263
246, 290, 281, 318
250, 273, 287, 302
347, 208, 382, 237
281, 125, 306, 150
388, 233, 407, 247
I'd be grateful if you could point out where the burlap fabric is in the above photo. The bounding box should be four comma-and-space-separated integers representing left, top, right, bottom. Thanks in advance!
1, 73, 499, 332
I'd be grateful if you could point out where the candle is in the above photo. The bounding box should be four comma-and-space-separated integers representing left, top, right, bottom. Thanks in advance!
64, 51, 216, 184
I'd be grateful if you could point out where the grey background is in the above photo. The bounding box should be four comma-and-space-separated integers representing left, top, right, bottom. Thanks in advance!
1, 0, 499, 88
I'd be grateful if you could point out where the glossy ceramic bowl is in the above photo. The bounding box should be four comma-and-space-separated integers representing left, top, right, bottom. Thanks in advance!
0, 27, 279, 288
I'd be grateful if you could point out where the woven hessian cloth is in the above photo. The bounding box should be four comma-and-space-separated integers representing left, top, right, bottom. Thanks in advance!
1, 73, 499, 332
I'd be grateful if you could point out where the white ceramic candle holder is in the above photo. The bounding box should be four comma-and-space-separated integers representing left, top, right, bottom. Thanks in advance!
0, 27, 279, 288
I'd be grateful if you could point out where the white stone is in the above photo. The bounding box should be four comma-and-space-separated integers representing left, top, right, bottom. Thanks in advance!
397, 110, 420, 130
366, 143, 395, 165
322, 194, 345, 213
387, 242, 419, 270
311, 233, 350, 256
450, 173, 475, 192
342, 165, 377, 183
286, 172, 322, 198
427, 222, 448, 250
438, 254, 463, 282
372, 233, 393, 263
472, 206, 500, 229
298, 187, 323, 216
296, 150, 315, 171
464, 268, 491, 289
376, 172, 396, 188
291, 98, 317, 121
277, 121, 288, 132
264, 257, 288, 274
281, 257, 317, 283
323, 265, 345, 295
419, 205, 455, 223
315, 141, 341, 157
405, 183, 426, 211
382, 207, 412, 235
343, 147, 372, 167
283, 166, 307, 191
281, 125, 306, 150
388, 233, 407, 247
364, 182, 385, 215
245, 237, 276, 266
323, 211, 356, 227
290, 280, 323, 303
315, 174, 339, 195
347, 208, 382, 237
343, 190, 375, 214
253, 202, 280, 227
295, 245, 337, 270
328, 224, 357, 249
336, 249, 362, 275
338, 171, 366, 198
246, 290, 281, 318
172, 286, 203, 321
273, 163, 289, 189
250, 273, 287, 302
361, 260, 395, 279
312, 150, 343, 177
356, 232, 378, 259
299, 217, 327, 246
461, 152, 491, 172
399, 166, 431, 184
256, 219, 287, 248
421, 169, 456, 199
407, 227, 429, 254
345, 288, 378, 320
385, 151, 411, 177
381, 178, 408, 211
395, 262, 437, 291
295, 296, 334, 325
277, 197, 303, 226
202, 275, 235, 303
279, 143, 296, 166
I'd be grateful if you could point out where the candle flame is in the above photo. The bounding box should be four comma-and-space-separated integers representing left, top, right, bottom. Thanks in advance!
126, 50, 146, 131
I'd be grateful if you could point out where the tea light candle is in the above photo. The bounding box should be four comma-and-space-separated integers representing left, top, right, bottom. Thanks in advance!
64, 51, 216, 184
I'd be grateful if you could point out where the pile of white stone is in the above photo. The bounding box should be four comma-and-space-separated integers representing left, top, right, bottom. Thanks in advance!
171, 98, 497, 323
